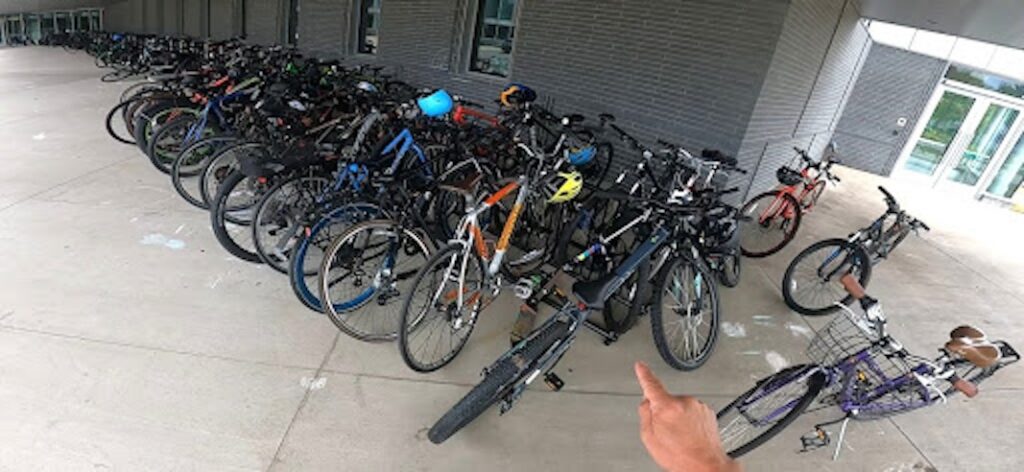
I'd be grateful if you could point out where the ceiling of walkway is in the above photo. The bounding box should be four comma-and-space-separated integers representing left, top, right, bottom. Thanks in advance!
858, 0, 1024, 49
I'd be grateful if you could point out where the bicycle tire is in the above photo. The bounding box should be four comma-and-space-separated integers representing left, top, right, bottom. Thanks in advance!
717, 253, 741, 288
781, 238, 872, 316
253, 175, 331, 274
209, 170, 265, 263
717, 364, 826, 458
146, 114, 201, 174
171, 136, 236, 209
428, 319, 572, 444
104, 99, 136, 145
320, 219, 433, 341
739, 191, 802, 258
287, 203, 381, 312
604, 259, 650, 334
651, 255, 720, 370
398, 242, 486, 373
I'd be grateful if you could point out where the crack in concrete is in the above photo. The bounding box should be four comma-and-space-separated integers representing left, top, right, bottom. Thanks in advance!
266, 333, 341, 472
0, 156, 135, 214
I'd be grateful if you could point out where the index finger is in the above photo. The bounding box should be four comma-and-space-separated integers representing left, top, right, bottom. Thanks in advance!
634, 361, 671, 403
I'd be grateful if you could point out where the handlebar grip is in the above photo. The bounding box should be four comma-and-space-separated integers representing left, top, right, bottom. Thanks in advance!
951, 375, 979, 398
878, 185, 896, 203
839, 273, 866, 299
832, 175, 842, 183
733, 167, 749, 175
918, 221, 931, 231
720, 187, 740, 195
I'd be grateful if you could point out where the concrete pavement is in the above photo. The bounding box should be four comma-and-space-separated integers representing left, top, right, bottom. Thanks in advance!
1, 47, 1021, 471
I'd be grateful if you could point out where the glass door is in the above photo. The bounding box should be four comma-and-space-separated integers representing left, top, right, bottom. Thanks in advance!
902, 90, 976, 177
985, 133, 1024, 201
899, 85, 1023, 195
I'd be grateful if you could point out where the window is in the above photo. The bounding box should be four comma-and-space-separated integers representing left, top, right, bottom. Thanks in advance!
357, 0, 380, 54
945, 65, 1024, 99
470, 0, 517, 77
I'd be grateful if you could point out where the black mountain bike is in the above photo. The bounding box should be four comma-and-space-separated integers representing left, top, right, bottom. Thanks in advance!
781, 186, 929, 316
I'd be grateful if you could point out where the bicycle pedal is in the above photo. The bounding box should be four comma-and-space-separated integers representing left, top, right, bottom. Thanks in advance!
799, 428, 830, 452
543, 372, 564, 391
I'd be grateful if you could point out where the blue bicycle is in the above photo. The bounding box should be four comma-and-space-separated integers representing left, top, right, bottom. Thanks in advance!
717, 274, 1018, 460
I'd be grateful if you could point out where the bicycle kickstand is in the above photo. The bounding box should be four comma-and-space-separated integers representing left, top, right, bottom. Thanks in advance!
831, 416, 851, 461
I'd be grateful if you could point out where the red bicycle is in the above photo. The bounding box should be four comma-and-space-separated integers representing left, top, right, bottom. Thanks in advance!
739, 145, 840, 257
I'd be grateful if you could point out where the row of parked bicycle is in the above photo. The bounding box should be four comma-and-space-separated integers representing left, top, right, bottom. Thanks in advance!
58, 31, 1016, 459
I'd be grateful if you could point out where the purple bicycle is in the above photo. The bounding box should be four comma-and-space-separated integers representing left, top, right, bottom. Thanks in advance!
717, 274, 1019, 460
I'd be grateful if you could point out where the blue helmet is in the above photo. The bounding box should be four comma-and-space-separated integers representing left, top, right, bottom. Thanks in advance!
568, 146, 596, 166
417, 89, 454, 117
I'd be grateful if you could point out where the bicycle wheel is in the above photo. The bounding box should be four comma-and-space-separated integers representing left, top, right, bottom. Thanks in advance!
288, 204, 381, 312
104, 99, 136, 145
146, 115, 203, 174
781, 238, 872, 316
200, 143, 262, 213
172, 136, 236, 209
717, 364, 826, 458
428, 319, 572, 444
252, 175, 330, 273
604, 259, 650, 334
209, 170, 267, 263
398, 242, 486, 372
320, 220, 432, 341
650, 255, 720, 370
717, 252, 741, 288
739, 191, 802, 258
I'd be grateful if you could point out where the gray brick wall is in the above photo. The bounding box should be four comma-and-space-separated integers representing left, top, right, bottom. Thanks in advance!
245, 0, 280, 44
163, 0, 180, 34
297, 0, 351, 56
103, 0, 133, 31
737, 0, 870, 199
182, 0, 202, 37
833, 44, 948, 175
209, 0, 235, 39
143, 0, 160, 33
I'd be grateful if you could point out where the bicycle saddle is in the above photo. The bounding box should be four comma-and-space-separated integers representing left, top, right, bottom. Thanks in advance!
572, 271, 619, 311
701, 149, 737, 166
437, 172, 482, 197
945, 325, 1001, 368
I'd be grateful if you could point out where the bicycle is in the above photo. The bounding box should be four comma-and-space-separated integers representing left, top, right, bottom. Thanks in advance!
739, 144, 841, 258
781, 186, 929, 316
425, 196, 719, 443
717, 274, 1017, 459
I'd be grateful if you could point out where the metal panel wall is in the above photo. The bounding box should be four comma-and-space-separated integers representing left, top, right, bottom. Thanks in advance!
833, 44, 949, 175
737, 0, 872, 198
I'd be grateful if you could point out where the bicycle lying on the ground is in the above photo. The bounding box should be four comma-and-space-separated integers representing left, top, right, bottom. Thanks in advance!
739, 144, 841, 258
718, 273, 1018, 459
781, 186, 928, 316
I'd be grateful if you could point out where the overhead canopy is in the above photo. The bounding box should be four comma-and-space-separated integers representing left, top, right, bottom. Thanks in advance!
858, 0, 1024, 50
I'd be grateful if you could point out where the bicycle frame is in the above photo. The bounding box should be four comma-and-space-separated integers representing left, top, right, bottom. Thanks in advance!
498, 226, 673, 405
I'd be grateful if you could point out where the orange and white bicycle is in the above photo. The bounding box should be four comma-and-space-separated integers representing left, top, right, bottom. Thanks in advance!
739, 143, 841, 258
395, 166, 583, 372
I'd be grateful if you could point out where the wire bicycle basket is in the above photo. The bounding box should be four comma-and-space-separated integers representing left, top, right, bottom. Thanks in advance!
806, 304, 934, 418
